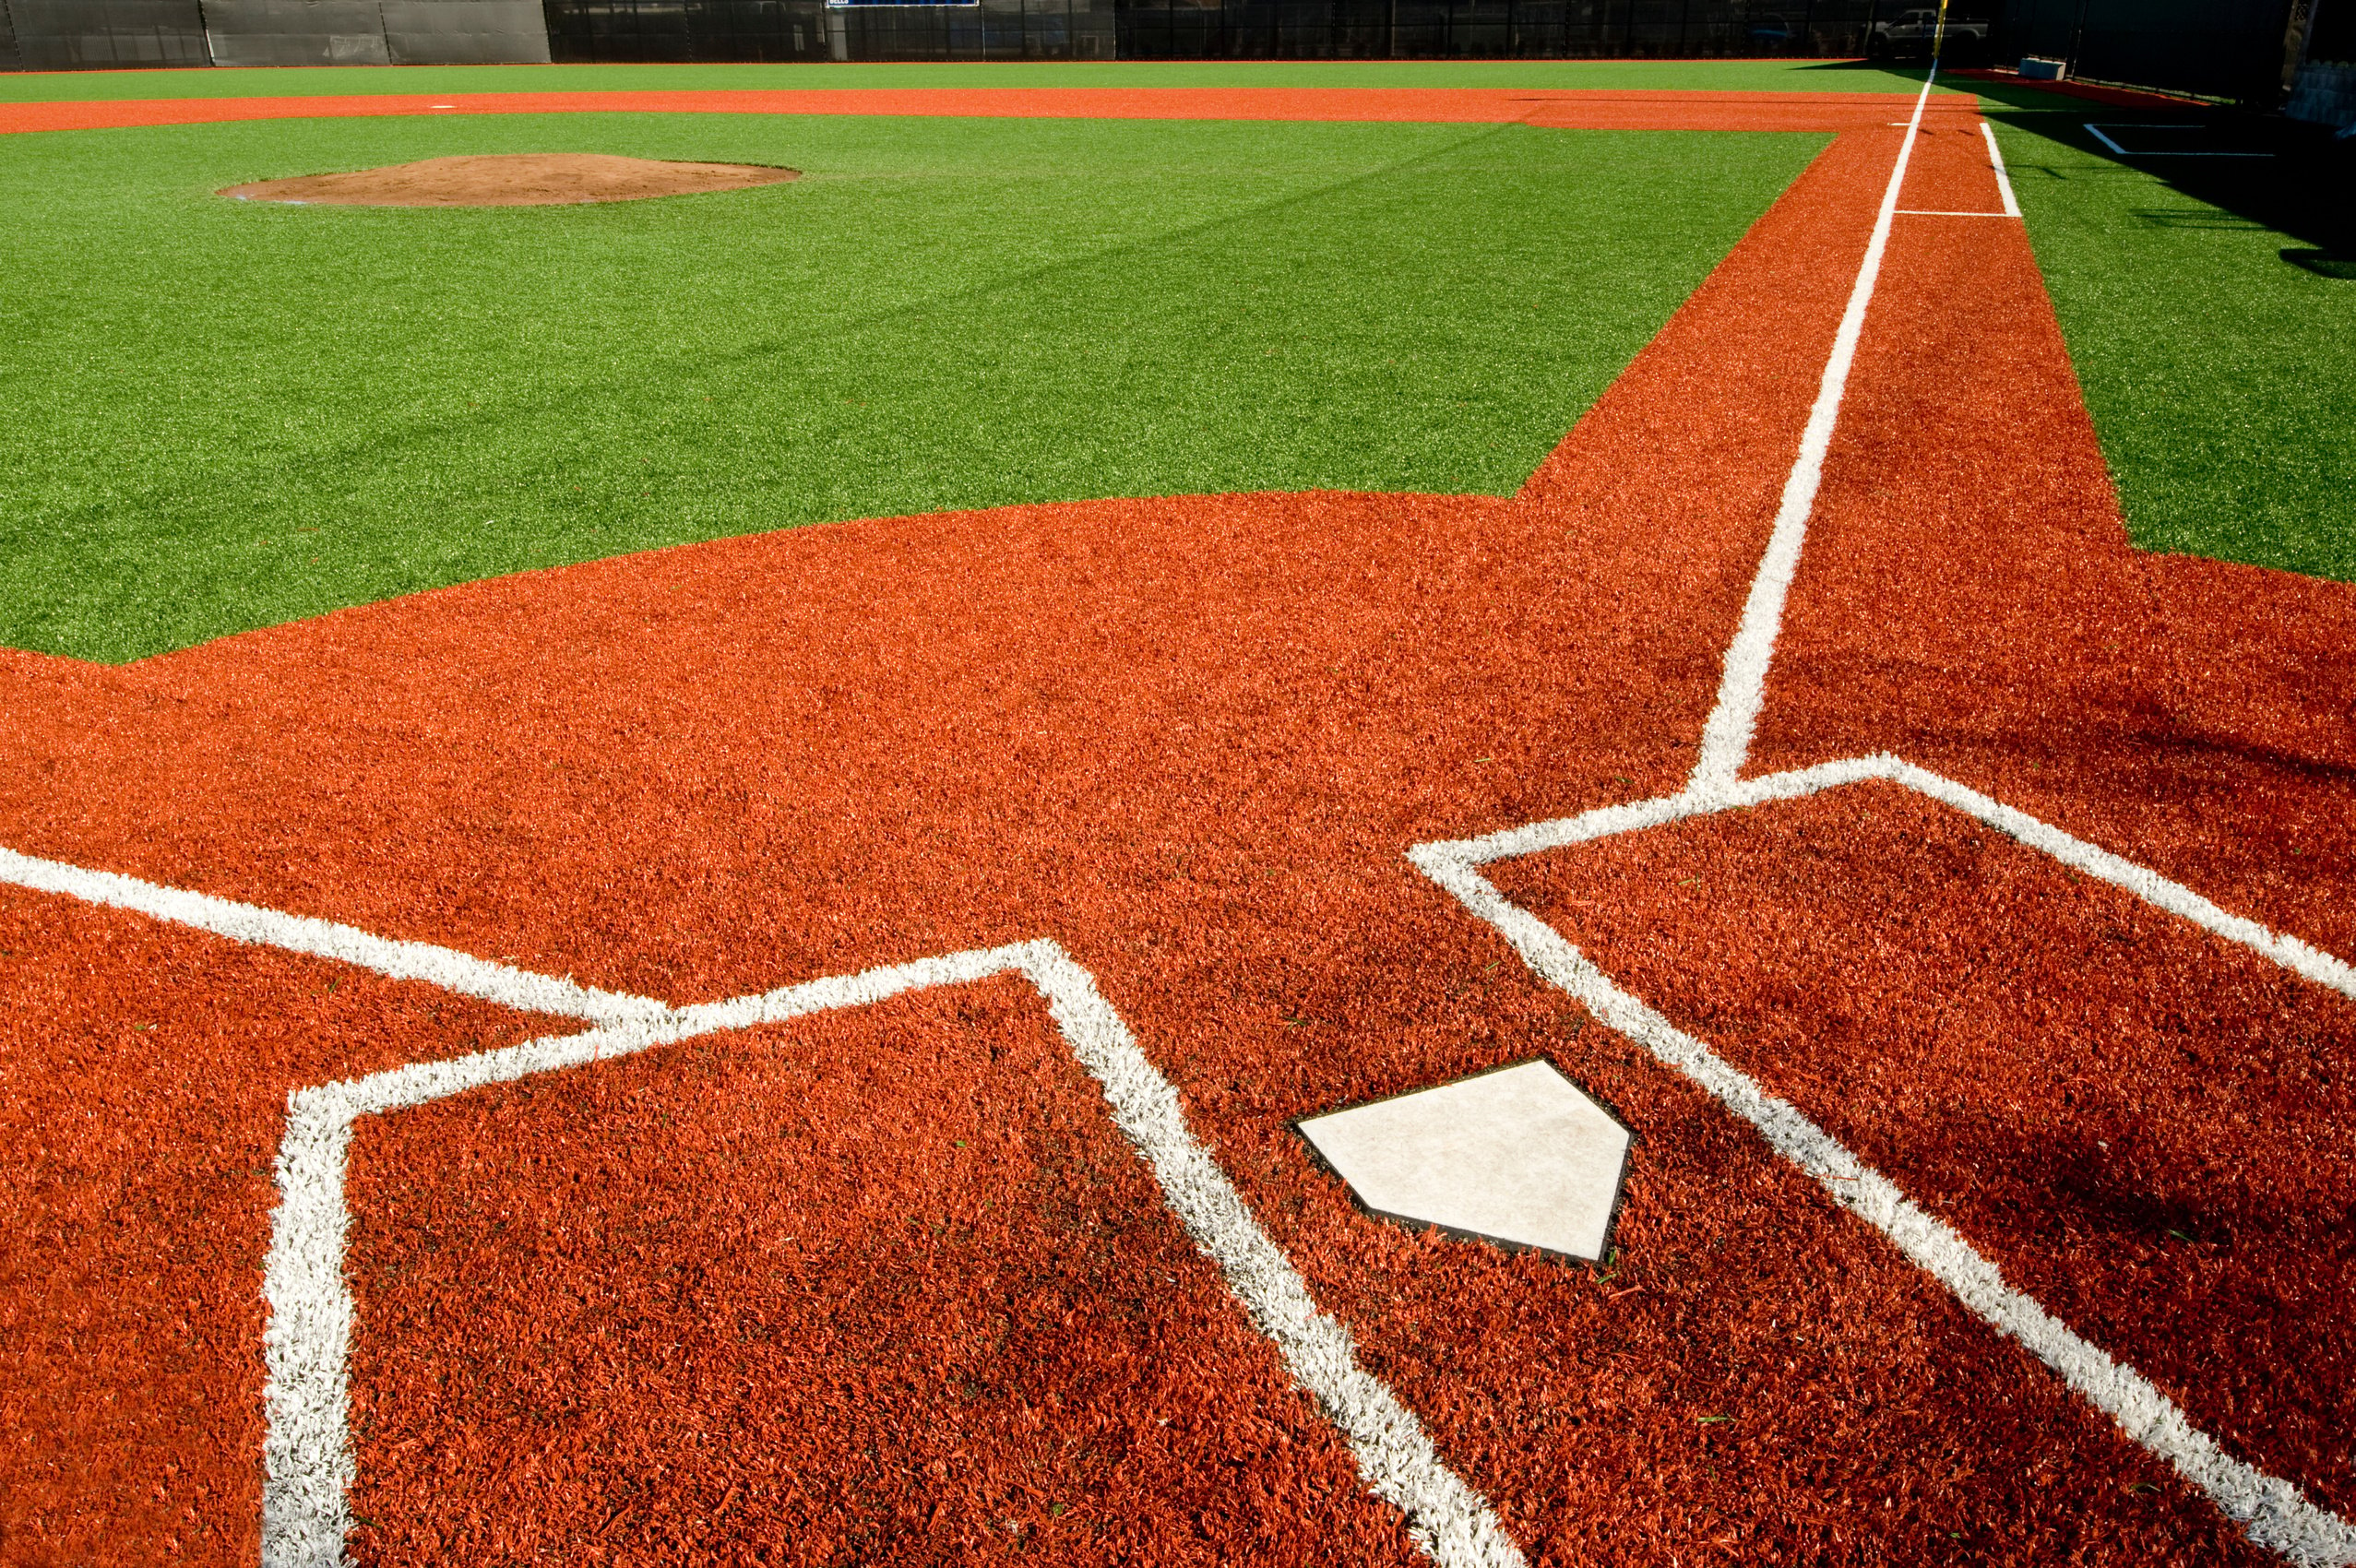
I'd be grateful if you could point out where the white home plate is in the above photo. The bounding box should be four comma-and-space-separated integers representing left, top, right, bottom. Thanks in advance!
1296, 1059, 1633, 1261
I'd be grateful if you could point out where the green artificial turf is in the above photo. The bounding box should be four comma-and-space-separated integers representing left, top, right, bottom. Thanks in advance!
1994, 113, 2356, 582
0, 58, 1966, 102
0, 112, 1821, 661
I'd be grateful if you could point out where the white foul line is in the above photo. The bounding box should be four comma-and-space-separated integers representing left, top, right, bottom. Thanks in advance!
0, 847, 1519, 1568
1686, 64, 1941, 797
1406, 44, 2355, 1562
2, 67, 2327, 1566
1981, 119, 2023, 217
0, 843, 664, 1025
1410, 756, 2356, 1567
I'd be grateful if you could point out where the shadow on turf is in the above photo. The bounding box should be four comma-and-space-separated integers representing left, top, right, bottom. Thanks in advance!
2284, 247, 2356, 279
1790, 59, 2356, 266
1995, 101, 2356, 262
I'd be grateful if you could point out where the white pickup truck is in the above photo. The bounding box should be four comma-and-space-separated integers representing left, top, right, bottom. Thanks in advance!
1867, 7, 1991, 57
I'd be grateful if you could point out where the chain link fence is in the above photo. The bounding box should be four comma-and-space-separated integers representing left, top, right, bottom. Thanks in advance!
537, 0, 1961, 62
0, 0, 2306, 101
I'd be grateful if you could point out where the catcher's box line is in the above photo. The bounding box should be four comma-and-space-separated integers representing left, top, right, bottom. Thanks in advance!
0, 845, 1525, 1568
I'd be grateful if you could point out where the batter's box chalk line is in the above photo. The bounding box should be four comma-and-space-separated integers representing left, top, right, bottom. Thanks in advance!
1410, 752, 2356, 1568
1470, 60, 2356, 1562
0, 844, 1522, 1568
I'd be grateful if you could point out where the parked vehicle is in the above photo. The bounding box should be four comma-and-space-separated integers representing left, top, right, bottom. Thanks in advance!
1867, 7, 1989, 58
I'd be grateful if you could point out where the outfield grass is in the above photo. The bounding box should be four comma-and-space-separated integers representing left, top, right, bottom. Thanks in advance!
1995, 113, 2356, 584
0, 59, 1967, 102
0, 111, 1820, 661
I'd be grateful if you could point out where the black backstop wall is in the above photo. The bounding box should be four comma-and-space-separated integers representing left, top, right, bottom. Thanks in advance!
2002, 0, 2300, 101
540, 0, 1931, 62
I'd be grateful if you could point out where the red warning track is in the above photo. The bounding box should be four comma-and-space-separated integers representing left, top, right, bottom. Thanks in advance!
1, 86, 2351, 1568
0, 82, 1943, 136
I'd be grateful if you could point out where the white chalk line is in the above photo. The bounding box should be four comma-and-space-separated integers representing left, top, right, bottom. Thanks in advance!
2085, 121, 2273, 159
2083, 122, 2133, 156
4, 72, 2320, 1565
1442, 44, 2353, 1560
256, 935, 1522, 1568
1981, 118, 2024, 217
0, 846, 1520, 1568
1410, 756, 2356, 1566
0, 843, 664, 1025
1684, 64, 1941, 799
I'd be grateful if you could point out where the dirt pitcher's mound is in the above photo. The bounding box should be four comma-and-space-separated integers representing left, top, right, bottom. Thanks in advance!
220, 154, 801, 208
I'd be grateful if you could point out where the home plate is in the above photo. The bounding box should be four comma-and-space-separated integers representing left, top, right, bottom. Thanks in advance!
1296, 1059, 1633, 1262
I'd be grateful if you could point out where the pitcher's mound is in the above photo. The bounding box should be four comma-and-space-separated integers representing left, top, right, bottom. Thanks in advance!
220, 153, 801, 208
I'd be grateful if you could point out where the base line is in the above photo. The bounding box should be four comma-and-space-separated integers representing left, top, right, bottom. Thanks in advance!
1686, 63, 1941, 796
2086, 121, 2272, 158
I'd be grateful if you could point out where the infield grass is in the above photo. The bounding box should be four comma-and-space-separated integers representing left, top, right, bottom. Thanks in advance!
0, 112, 1820, 661
1995, 113, 2356, 583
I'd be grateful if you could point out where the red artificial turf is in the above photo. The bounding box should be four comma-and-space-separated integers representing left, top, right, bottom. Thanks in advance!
1491, 781, 2356, 1523
0, 887, 552, 1565
1747, 131, 2356, 959
343, 980, 1412, 1565
0, 86, 2350, 1566
0, 83, 1948, 138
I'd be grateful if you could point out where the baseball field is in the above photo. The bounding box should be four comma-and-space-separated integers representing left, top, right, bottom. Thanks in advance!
2, 53, 2351, 1568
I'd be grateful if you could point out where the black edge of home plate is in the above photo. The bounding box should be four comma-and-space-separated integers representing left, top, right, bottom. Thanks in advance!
1288, 1054, 1638, 1267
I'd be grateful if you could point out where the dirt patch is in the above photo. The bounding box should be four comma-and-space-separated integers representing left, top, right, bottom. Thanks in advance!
219, 153, 799, 208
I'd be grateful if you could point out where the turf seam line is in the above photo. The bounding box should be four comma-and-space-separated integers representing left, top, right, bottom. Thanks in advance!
1412, 754, 2356, 1566
1686, 64, 1941, 800
0, 844, 663, 1025
1980, 119, 2023, 217
233, 937, 1524, 1568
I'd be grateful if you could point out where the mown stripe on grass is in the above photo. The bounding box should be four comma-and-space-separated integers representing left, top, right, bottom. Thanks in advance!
0, 110, 1821, 660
